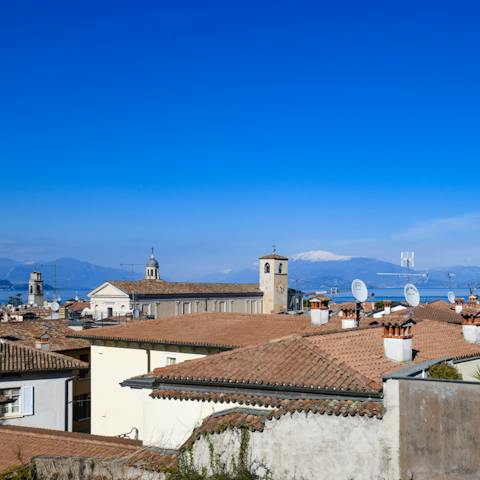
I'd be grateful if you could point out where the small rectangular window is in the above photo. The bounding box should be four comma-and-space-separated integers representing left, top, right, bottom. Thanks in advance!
0, 387, 21, 417
166, 357, 177, 366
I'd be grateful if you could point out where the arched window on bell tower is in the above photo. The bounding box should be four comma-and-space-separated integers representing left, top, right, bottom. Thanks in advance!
145, 248, 160, 280
264, 263, 270, 274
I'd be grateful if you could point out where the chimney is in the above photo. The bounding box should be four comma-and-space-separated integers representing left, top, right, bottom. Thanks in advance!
309, 296, 330, 326
341, 303, 358, 329
455, 298, 464, 314
35, 333, 50, 351
461, 303, 480, 344
383, 300, 392, 315
383, 317, 414, 362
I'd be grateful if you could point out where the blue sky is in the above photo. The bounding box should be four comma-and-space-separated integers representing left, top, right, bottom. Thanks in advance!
1, 1, 479, 277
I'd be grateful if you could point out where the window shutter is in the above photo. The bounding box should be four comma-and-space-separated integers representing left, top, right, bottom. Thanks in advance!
21, 386, 34, 416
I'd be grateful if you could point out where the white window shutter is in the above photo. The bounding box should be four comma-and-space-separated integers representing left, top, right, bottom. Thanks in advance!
21, 386, 34, 416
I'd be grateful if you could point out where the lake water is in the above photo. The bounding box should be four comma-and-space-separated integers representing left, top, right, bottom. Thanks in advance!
0, 286, 472, 306
326, 287, 472, 303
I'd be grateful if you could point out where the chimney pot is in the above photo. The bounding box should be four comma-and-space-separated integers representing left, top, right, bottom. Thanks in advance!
383, 319, 414, 362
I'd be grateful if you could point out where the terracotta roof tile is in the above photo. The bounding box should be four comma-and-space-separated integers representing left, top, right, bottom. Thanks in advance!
151, 334, 381, 393
0, 341, 88, 373
308, 320, 480, 384
0, 425, 176, 473
149, 320, 480, 395
108, 280, 261, 296
0, 320, 89, 352
72, 313, 376, 349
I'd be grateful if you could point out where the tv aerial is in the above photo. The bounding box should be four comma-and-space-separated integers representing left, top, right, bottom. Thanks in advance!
377, 251, 428, 283
404, 283, 420, 307
447, 291, 456, 304
351, 279, 368, 325
351, 279, 368, 303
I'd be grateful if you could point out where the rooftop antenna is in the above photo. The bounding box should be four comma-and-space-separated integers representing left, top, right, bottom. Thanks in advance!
351, 279, 368, 326
120, 263, 145, 280
447, 272, 456, 304
377, 251, 428, 283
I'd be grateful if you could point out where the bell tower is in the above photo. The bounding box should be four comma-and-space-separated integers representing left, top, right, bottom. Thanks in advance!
145, 248, 160, 280
259, 248, 288, 314
28, 271, 44, 306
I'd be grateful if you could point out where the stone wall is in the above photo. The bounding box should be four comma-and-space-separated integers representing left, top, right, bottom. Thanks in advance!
398, 378, 480, 480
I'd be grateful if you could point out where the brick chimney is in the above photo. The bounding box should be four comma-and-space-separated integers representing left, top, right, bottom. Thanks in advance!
455, 298, 464, 314
309, 296, 330, 326
340, 303, 358, 329
35, 332, 50, 351
461, 301, 480, 344
383, 317, 414, 362
383, 300, 392, 315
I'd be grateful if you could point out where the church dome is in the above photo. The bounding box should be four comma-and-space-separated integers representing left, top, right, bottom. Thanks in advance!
148, 254, 159, 268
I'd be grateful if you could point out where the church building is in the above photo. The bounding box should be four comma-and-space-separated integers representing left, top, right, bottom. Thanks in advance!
88, 249, 288, 319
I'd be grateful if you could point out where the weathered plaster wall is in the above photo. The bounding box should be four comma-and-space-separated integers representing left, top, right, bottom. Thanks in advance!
399, 378, 480, 480
191, 409, 394, 480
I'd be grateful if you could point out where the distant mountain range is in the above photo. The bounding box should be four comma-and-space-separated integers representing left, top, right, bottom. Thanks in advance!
0, 252, 480, 291
194, 250, 480, 291
0, 257, 134, 290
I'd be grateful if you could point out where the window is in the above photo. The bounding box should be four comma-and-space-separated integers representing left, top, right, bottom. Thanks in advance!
182, 302, 191, 314
73, 394, 91, 421
264, 263, 270, 274
0, 388, 21, 417
166, 357, 177, 366
278, 263, 283, 274
219, 301, 226, 312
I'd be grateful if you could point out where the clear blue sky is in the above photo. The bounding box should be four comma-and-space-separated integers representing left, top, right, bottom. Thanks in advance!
1, 1, 479, 277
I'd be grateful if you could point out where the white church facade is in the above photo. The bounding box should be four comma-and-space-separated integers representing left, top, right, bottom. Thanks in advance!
88, 250, 289, 319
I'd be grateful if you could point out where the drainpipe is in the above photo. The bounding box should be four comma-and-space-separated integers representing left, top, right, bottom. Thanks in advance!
146, 349, 151, 373
65, 376, 74, 432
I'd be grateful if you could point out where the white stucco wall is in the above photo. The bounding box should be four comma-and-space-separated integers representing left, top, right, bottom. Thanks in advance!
89, 282, 264, 319
90, 344, 206, 439
191, 410, 393, 480
0, 373, 73, 431
454, 357, 480, 382
141, 396, 250, 449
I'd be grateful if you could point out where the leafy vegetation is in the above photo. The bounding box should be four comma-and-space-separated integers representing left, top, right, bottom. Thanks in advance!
428, 362, 462, 380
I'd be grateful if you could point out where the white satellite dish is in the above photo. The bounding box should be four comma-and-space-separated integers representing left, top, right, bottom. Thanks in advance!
404, 283, 420, 307
447, 291, 456, 304
50, 301, 60, 312
351, 279, 368, 303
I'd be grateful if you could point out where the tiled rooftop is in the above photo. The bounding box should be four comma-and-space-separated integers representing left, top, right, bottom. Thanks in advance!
0, 320, 89, 352
149, 320, 480, 396
107, 280, 262, 296
151, 333, 380, 392
0, 425, 176, 473
0, 341, 88, 373
72, 312, 376, 349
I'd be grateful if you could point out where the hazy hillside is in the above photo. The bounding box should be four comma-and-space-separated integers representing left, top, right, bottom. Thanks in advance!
194, 251, 480, 290
0, 258, 135, 289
